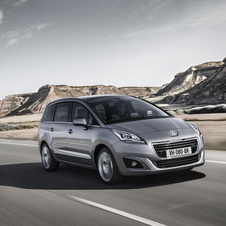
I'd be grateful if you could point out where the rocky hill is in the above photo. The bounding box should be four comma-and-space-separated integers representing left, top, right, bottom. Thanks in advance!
1, 57, 226, 117
0, 85, 161, 117
0, 93, 34, 117
150, 58, 226, 105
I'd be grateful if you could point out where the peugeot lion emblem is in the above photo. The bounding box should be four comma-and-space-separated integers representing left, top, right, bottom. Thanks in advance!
168, 130, 178, 137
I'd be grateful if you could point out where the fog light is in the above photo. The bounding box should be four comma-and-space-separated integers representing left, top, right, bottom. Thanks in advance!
132, 161, 137, 167
123, 158, 144, 169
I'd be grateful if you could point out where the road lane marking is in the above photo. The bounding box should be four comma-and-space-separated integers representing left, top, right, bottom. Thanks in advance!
69, 195, 167, 226
0, 141, 38, 147
206, 160, 226, 164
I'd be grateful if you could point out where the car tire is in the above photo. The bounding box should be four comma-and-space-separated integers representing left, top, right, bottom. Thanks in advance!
184, 167, 193, 172
41, 144, 59, 171
97, 147, 122, 185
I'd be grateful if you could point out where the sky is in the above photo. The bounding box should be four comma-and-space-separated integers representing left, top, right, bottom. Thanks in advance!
0, 0, 226, 100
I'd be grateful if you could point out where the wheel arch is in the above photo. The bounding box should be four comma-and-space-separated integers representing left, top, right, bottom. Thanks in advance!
39, 140, 57, 161
39, 140, 49, 154
94, 144, 122, 184
94, 144, 108, 167
93, 144, 122, 174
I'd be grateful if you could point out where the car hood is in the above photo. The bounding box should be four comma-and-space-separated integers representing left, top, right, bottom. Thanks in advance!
106, 117, 191, 135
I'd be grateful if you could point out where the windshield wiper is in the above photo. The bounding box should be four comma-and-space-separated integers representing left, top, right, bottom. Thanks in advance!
106, 115, 171, 124
133, 116, 154, 120
106, 118, 136, 124
133, 115, 170, 121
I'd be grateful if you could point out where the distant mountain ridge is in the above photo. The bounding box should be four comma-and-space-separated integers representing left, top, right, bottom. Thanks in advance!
149, 58, 226, 105
0, 85, 161, 117
1, 57, 226, 117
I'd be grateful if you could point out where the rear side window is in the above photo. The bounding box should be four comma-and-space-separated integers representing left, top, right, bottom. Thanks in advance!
54, 103, 71, 122
43, 104, 55, 121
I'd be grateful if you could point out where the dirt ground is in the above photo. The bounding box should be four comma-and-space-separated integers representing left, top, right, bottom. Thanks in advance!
0, 114, 42, 123
176, 114, 226, 150
177, 113, 226, 121
0, 113, 225, 150
0, 128, 38, 140
0, 114, 41, 140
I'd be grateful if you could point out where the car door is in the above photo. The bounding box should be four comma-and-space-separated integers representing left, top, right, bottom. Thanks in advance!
49, 102, 71, 160
66, 102, 98, 166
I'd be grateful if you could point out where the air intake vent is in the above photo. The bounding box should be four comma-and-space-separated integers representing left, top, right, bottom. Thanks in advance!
155, 154, 199, 168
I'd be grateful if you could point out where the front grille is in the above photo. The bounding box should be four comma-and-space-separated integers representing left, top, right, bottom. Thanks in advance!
155, 154, 199, 168
153, 138, 198, 158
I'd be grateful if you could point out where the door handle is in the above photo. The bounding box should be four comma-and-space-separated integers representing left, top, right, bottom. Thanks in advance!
68, 129, 73, 134
50, 127, 54, 132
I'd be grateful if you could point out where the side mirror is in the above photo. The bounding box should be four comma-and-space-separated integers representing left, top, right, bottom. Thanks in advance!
73, 117, 88, 130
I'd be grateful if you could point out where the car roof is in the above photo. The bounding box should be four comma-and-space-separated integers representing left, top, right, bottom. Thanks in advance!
80, 94, 130, 101
47, 94, 132, 105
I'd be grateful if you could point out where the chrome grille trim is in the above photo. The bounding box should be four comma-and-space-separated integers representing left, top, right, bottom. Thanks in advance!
152, 138, 198, 158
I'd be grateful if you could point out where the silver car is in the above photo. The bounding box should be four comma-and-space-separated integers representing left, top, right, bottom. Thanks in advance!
38, 95, 205, 184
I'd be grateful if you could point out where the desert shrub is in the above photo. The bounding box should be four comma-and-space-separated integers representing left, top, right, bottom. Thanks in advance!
0, 123, 15, 131
0, 121, 39, 131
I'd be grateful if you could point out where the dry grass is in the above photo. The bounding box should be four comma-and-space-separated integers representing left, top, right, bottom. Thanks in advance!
177, 113, 226, 121
0, 128, 38, 140
177, 114, 226, 150
183, 117, 226, 121
0, 113, 42, 123
0, 121, 39, 131
0, 114, 41, 140
191, 121, 226, 150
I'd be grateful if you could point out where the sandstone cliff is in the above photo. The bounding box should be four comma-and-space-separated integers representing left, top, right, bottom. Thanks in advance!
0, 85, 161, 117
0, 93, 34, 116
152, 58, 226, 105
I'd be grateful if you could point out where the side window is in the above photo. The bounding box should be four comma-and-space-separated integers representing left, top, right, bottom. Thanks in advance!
72, 103, 98, 126
43, 104, 55, 121
54, 103, 70, 122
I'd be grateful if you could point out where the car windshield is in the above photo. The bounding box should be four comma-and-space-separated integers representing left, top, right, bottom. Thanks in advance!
88, 96, 171, 124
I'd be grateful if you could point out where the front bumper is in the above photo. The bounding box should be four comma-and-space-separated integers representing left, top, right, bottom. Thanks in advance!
111, 136, 205, 176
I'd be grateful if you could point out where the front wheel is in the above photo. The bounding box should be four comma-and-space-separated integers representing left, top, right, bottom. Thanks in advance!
97, 147, 122, 185
41, 144, 59, 171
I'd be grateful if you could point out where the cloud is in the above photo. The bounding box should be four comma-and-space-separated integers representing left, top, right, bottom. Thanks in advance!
124, 30, 147, 39
21, 31, 33, 39
6, 30, 33, 47
6, 38, 19, 47
150, 0, 172, 13
13, 0, 28, 8
5, 30, 19, 38
32, 23, 51, 31
124, 1, 226, 39
106, 35, 115, 40
186, 3, 226, 29
4, 22, 50, 47
126, 0, 172, 21
0, 9, 4, 24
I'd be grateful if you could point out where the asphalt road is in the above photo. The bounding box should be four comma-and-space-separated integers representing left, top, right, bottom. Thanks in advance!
0, 139, 226, 226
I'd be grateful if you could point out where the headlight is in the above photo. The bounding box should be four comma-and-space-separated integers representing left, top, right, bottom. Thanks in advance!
112, 129, 146, 144
187, 122, 201, 135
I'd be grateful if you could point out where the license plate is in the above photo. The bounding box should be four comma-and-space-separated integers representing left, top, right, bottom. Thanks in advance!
166, 147, 192, 158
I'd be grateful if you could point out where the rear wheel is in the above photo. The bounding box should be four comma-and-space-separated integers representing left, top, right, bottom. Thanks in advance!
41, 144, 59, 171
97, 147, 121, 185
